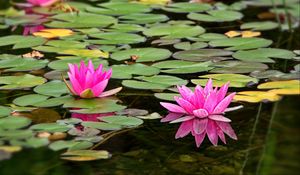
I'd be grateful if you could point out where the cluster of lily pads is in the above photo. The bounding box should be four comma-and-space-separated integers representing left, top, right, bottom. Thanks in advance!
0, 0, 299, 161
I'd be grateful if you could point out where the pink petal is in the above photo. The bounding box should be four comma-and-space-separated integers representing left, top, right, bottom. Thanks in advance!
174, 96, 196, 114
213, 93, 236, 114
208, 115, 231, 122
175, 120, 193, 139
204, 78, 213, 95
68, 72, 82, 95
215, 121, 237, 140
193, 109, 208, 118
194, 85, 205, 108
193, 118, 208, 134
170, 115, 194, 123
98, 87, 122, 98
206, 119, 218, 146
216, 82, 229, 103
194, 132, 206, 148
160, 102, 187, 114
177, 85, 193, 101
161, 113, 184, 122
216, 125, 226, 144
87, 60, 95, 73
91, 79, 108, 97
203, 91, 218, 114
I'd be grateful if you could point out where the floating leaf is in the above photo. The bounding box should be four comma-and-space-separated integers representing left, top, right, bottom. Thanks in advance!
33, 81, 68, 97
30, 123, 71, 133
0, 106, 11, 118
111, 63, 160, 79
257, 80, 300, 95
191, 74, 258, 87
153, 61, 213, 74
233, 48, 296, 63
33, 29, 73, 39
61, 49, 109, 58
0, 74, 46, 89
0, 116, 31, 130
209, 37, 272, 50
234, 91, 282, 103
13, 94, 49, 107
48, 58, 108, 71
162, 2, 212, 13
0, 57, 48, 72
111, 48, 171, 62
0, 130, 33, 139
0, 35, 46, 49
154, 93, 179, 101
173, 49, 233, 61
100, 116, 143, 127
88, 32, 145, 45
174, 41, 208, 50
210, 61, 268, 74
82, 122, 122, 131
143, 24, 205, 39
240, 21, 279, 31
61, 150, 110, 161
119, 13, 168, 24
188, 10, 243, 22
49, 140, 93, 151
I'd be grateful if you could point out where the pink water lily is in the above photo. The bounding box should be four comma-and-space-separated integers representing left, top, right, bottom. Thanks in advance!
160, 79, 237, 147
27, 0, 59, 7
65, 60, 122, 98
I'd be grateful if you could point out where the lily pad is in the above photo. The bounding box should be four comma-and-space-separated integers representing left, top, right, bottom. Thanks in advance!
210, 61, 268, 73
162, 2, 212, 13
240, 21, 279, 31
111, 63, 160, 79
30, 123, 71, 133
0, 57, 48, 72
0, 106, 11, 118
154, 93, 179, 101
174, 42, 208, 50
143, 24, 205, 39
191, 74, 258, 87
233, 48, 296, 63
88, 32, 146, 45
0, 35, 46, 49
48, 58, 108, 71
61, 150, 110, 161
234, 91, 282, 103
0, 74, 46, 90
188, 10, 243, 22
0, 130, 33, 139
100, 116, 143, 127
209, 37, 272, 50
173, 49, 233, 61
82, 122, 122, 131
258, 80, 300, 90
49, 140, 93, 151
0, 116, 31, 130
33, 81, 69, 97
111, 48, 171, 62
119, 13, 168, 24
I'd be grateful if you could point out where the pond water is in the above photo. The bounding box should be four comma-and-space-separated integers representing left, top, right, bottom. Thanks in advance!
0, 0, 299, 175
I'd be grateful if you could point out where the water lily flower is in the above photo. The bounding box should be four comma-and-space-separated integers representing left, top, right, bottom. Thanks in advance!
65, 60, 122, 98
160, 79, 237, 147
27, 0, 59, 7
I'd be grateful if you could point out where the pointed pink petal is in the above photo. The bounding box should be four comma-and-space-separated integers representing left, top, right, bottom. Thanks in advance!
216, 82, 229, 103
206, 119, 218, 146
203, 91, 218, 114
194, 85, 205, 108
160, 102, 187, 114
194, 132, 206, 148
175, 120, 193, 139
91, 79, 108, 97
193, 118, 208, 134
177, 85, 193, 101
208, 115, 231, 122
215, 121, 237, 140
204, 79, 213, 95
193, 109, 208, 118
87, 60, 94, 73
216, 125, 226, 144
174, 96, 196, 114
98, 87, 122, 98
213, 93, 236, 114
68, 72, 82, 95
170, 115, 194, 123
161, 113, 184, 122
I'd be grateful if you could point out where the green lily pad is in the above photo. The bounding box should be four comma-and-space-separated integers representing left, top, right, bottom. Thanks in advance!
34, 96, 73, 108
122, 80, 170, 90
0, 130, 33, 139
0, 116, 31, 130
33, 81, 69, 97
13, 94, 49, 107
143, 24, 205, 39
119, 13, 168, 24
0, 35, 46, 49
46, 40, 88, 49
191, 74, 259, 87
154, 93, 179, 101
100, 116, 143, 127
87, 2, 151, 15
111, 63, 160, 79
233, 48, 296, 63
188, 33, 227, 42
46, 12, 117, 28
188, 10, 243, 22
174, 42, 208, 50
49, 140, 93, 151
135, 75, 187, 86
0, 56, 48, 72
173, 49, 233, 61
88, 32, 145, 45
30, 123, 71, 133
0, 106, 11, 118
106, 24, 144, 33
0, 74, 46, 90
82, 122, 122, 131
210, 61, 269, 73
162, 2, 212, 13
209, 37, 273, 50
111, 48, 171, 62
240, 21, 279, 31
